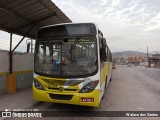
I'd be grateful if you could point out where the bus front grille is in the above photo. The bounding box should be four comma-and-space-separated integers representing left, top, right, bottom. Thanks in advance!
64, 88, 77, 91
48, 88, 77, 92
49, 94, 73, 100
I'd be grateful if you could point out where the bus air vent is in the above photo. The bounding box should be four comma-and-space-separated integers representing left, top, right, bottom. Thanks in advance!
49, 94, 73, 100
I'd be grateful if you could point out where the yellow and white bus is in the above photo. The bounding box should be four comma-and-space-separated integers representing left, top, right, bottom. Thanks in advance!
33, 23, 112, 107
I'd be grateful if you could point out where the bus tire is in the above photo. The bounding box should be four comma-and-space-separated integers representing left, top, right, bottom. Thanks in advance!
110, 73, 112, 82
110, 75, 112, 82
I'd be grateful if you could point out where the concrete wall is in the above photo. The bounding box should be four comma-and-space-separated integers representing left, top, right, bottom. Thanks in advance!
0, 50, 9, 92
13, 53, 33, 71
0, 50, 33, 92
0, 50, 9, 72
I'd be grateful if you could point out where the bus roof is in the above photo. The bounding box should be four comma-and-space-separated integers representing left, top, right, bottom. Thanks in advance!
40, 22, 99, 30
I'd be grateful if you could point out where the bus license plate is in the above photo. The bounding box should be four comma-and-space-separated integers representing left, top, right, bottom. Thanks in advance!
47, 84, 57, 88
81, 98, 94, 102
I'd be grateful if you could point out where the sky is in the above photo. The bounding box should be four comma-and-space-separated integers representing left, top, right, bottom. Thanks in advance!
0, 32, 33, 52
52, 0, 160, 53
0, 0, 160, 53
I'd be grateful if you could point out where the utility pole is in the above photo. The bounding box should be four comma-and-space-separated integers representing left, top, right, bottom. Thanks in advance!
147, 46, 149, 67
9, 33, 13, 74
31, 39, 33, 53
147, 46, 148, 58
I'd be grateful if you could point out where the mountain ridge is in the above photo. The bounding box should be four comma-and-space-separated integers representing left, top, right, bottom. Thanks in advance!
112, 51, 146, 58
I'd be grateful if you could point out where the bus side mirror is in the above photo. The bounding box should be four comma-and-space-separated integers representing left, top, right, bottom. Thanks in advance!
100, 47, 107, 62
101, 38, 107, 47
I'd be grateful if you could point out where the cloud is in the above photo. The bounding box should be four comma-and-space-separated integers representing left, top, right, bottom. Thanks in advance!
143, 13, 160, 33
52, 0, 160, 52
1, 0, 159, 52
0, 31, 29, 52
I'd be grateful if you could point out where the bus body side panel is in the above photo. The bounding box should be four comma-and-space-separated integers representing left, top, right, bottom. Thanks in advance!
99, 62, 108, 100
107, 62, 112, 83
99, 61, 112, 100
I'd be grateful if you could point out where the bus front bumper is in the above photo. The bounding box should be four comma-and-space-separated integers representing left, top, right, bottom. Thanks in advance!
32, 86, 100, 107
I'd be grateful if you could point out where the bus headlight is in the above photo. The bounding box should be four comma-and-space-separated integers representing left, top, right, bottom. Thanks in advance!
79, 80, 99, 93
33, 79, 44, 90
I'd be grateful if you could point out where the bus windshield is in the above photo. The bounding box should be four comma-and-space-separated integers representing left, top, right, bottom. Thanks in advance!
34, 37, 98, 77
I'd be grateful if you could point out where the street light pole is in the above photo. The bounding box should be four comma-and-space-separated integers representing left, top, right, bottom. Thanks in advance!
147, 46, 149, 67
147, 46, 148, 60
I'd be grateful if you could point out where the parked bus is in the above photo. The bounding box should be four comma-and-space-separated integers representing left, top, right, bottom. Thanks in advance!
33, 23, 112, 107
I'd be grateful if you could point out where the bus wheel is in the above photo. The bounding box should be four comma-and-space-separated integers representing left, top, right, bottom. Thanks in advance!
110, 74, 112, 82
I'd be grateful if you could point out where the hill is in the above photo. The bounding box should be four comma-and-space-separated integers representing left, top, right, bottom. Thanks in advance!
112, 51, 146, 58
149, 51, 160, 54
